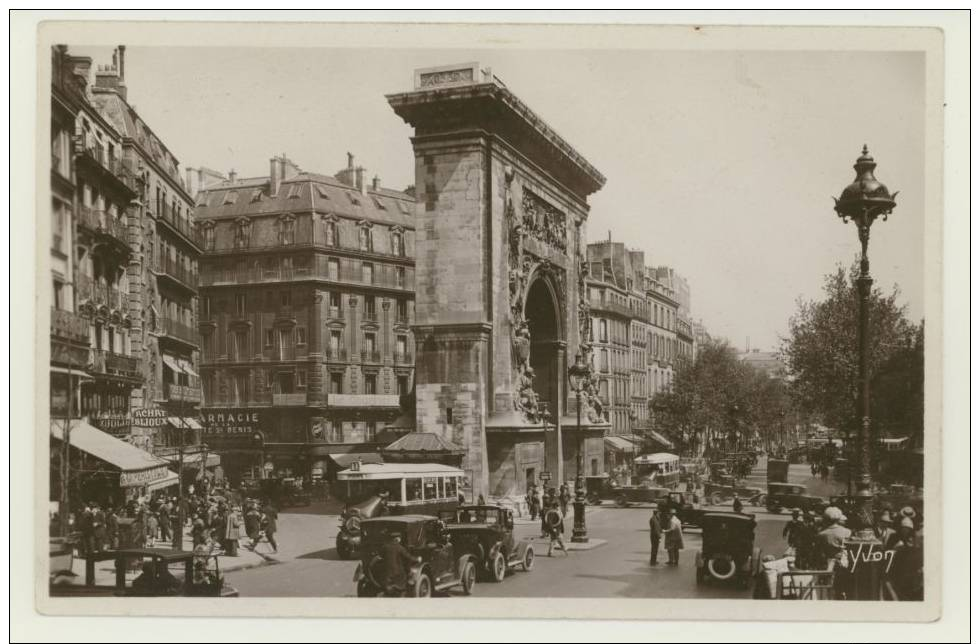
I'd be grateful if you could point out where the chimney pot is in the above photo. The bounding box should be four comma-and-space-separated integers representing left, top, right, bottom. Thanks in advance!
270, 157, 281, 195
372, 175, 380, 191
229, 169, 237, 183
355, 166, 365, 194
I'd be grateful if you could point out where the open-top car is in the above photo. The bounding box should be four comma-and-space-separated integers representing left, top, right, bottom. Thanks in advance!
761, 483, 827, 514
583, 475, 670, 507
49, 548, 238, 598
703, 477, 764, 506
352, 516, 477, 598
695, 512, 761, 588
657, 490, 704, 529
438, 505, 534, 582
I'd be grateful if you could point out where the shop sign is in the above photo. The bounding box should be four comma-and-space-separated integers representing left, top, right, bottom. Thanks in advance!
200, 410, 261, 436
91, 411, 130, 434
132, 408, 167, 428
120, 465, 170, 488
539, 471, 552, 481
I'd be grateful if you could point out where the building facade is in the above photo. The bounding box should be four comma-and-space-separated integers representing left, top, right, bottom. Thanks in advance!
194, 153, 416, 485
88, 47, 206, 464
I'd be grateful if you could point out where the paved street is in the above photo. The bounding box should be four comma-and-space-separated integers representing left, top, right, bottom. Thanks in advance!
226, 457, 842, 598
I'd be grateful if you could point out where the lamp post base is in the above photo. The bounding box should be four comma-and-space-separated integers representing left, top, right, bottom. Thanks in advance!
571, 485, 588, 543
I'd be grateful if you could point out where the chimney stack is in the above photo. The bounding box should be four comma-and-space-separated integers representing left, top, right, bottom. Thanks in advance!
118, 45, 126, 82
270, 157, 281, 195
186, 167, 194, 191
229, 168, 237, 184
355, 166, 366, 194
372, 175, 380, 191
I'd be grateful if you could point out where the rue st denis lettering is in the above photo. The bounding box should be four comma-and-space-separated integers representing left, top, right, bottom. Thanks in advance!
201, 411, 261, 436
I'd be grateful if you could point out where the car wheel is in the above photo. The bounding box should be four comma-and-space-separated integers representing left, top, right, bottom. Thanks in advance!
768, 504, 783, 514
615, 495, 628, 508
709, 493, 723, 506
460, 561, 476, 596
412, 573, 432, 598
587, 493, 601, 506
490, 551, 507, 582
521, 547, 535, 572
356, 579, 377, 597
336, 540, 351, 560
756, 494, 767, 507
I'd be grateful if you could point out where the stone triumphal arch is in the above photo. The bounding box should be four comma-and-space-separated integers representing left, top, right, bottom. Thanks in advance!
387, 63, 608, 500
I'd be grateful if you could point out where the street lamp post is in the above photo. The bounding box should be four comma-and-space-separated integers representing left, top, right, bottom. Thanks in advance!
567, 352, 591, 543
833, 144, 897, 599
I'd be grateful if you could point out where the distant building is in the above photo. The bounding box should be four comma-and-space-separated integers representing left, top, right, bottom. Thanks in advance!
194, 153, 416, 485
739, 349, 787, 380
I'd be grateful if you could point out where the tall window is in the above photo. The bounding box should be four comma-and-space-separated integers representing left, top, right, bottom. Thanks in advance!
202, 296, 211, 319
364, 374, 377, 395
235, 293, 246, 317
233, 371, 249, 403
202, 333, 214, 361
234, 219, 251, 249
396, 299, 408, 323
329, 291, 341, 313
391, 231, 404, 257
278, 215, 295, 245
233, 329, 248, 360
296, 327, 307, 346
396, 335, 408, 360
52, 280, 64, 310
397, 375, 410, 396
203, 224, 215, 251
364, 295, 377, 320
329, 330, 342, 357
358, 226, 372, 252
361, 262, 374, 285
324, 220, 337, 247
599, 319, 608, 343
364, 333, 376, 354
330, 372, 343, 394
327, 258, 340, 281
396, 266, 406, 288
278, 327, 292, 360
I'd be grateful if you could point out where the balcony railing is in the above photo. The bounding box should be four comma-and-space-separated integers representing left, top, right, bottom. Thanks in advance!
155, 256, 198, 291
361, 350, 382, 363
161, 317, 199, 346
394, 352, 413, 365
272, 392, 307, 406
76, 275, 125, 311
165, 383, 202, 403
325, 346, 348, 361
363, 309, 378, 322
77, 205, 130, 247
200, 257, 413, 291
50, 307, 90, 343
90, 348, 141, 378
326, 305, 343, 319
588, 297, 636, 319
155, 201, 205, 249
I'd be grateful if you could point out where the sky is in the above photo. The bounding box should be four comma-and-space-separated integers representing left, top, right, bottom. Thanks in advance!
72, 46, 926, 351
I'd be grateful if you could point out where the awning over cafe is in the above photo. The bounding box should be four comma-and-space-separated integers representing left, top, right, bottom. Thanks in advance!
50, 419, 170, 486
604, 435, 637, 453
645, 429, 674, 449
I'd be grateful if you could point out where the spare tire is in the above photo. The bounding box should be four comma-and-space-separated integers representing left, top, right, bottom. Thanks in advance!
707, 555, 736, 581
345, 515, 361, 533
544, 509, 563, 529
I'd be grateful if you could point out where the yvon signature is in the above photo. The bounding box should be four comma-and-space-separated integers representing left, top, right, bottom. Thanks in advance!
848, 543, 896, 574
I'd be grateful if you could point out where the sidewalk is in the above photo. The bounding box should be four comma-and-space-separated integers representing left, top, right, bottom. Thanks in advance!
62, 526, 276, 587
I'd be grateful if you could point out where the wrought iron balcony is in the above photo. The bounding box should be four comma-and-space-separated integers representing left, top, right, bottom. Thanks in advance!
77, 205, 130, 248
154, 256, 198, 292
165, 383, 202, 403
50, 307, 90, 344
361, 350, 382, 363
160, 317, 199, 346
89, 348, 141, 379
272, 392, 308, 407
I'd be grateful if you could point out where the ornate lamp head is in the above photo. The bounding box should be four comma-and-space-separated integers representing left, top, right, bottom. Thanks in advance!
833, 145, 898, 224
567, 352, 590, 393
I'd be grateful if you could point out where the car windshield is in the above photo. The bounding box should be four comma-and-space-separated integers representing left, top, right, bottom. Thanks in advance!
456, 508, 497, 524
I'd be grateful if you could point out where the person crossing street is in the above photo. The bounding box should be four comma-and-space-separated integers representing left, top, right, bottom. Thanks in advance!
648, 509, 663, 566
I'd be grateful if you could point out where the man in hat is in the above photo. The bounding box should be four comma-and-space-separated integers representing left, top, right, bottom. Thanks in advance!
782, 509, 804, 555
379, 531, 420, 596
648, 508, 663, 566
732, 495, 743, 514
897, 507, 917, 547
877, 510, 899, 550
559, 483, 571, 516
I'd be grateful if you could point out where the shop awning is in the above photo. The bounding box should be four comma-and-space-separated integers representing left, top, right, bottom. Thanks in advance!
604, 436, 637, 453
162, 355, 199, 379
644, 429, 674, 449
166, 417, 203, 431
159, 450, 220, 468
326, 452, 384, 469
146, 469, 179, 492
50, 419, 170, 485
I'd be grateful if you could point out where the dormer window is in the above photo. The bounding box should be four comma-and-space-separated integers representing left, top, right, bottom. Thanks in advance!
371, 195, 387, 210
287, 183, 302, 199
250, 189, 262, 203
358, 223, 373, 252
391, 230, 405, 257
323, 217, 337, 247
278, 214, 296, 246
223, 191, 238, 205
347, 192, 361, 206
201, 221, 216, 251
315, 185, 331, 200
234, 217, 252, 249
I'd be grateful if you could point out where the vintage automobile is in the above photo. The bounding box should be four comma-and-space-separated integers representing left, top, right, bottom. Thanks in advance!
438, 505, 534, 582
336, 495, 389, 560
703, 476, 765, 507
353, 516, 477, 598
766, 459, 790, 483
49, 548, 239, 597
761, 483, 827, 514
583, 475, 671, 507
657, 491, 704, 529
694, 512, 761, 588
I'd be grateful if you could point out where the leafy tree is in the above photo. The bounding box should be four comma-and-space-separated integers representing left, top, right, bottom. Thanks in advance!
781, 264, 923, 447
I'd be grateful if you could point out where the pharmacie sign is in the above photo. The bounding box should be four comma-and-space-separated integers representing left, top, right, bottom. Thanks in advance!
201, 410, 261, 436
119, 465, 170, 488
132, 408, 167, 428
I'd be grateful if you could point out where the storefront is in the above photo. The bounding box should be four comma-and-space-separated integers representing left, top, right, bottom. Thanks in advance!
199, 408, 264, 486
50, 419, 173, 509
